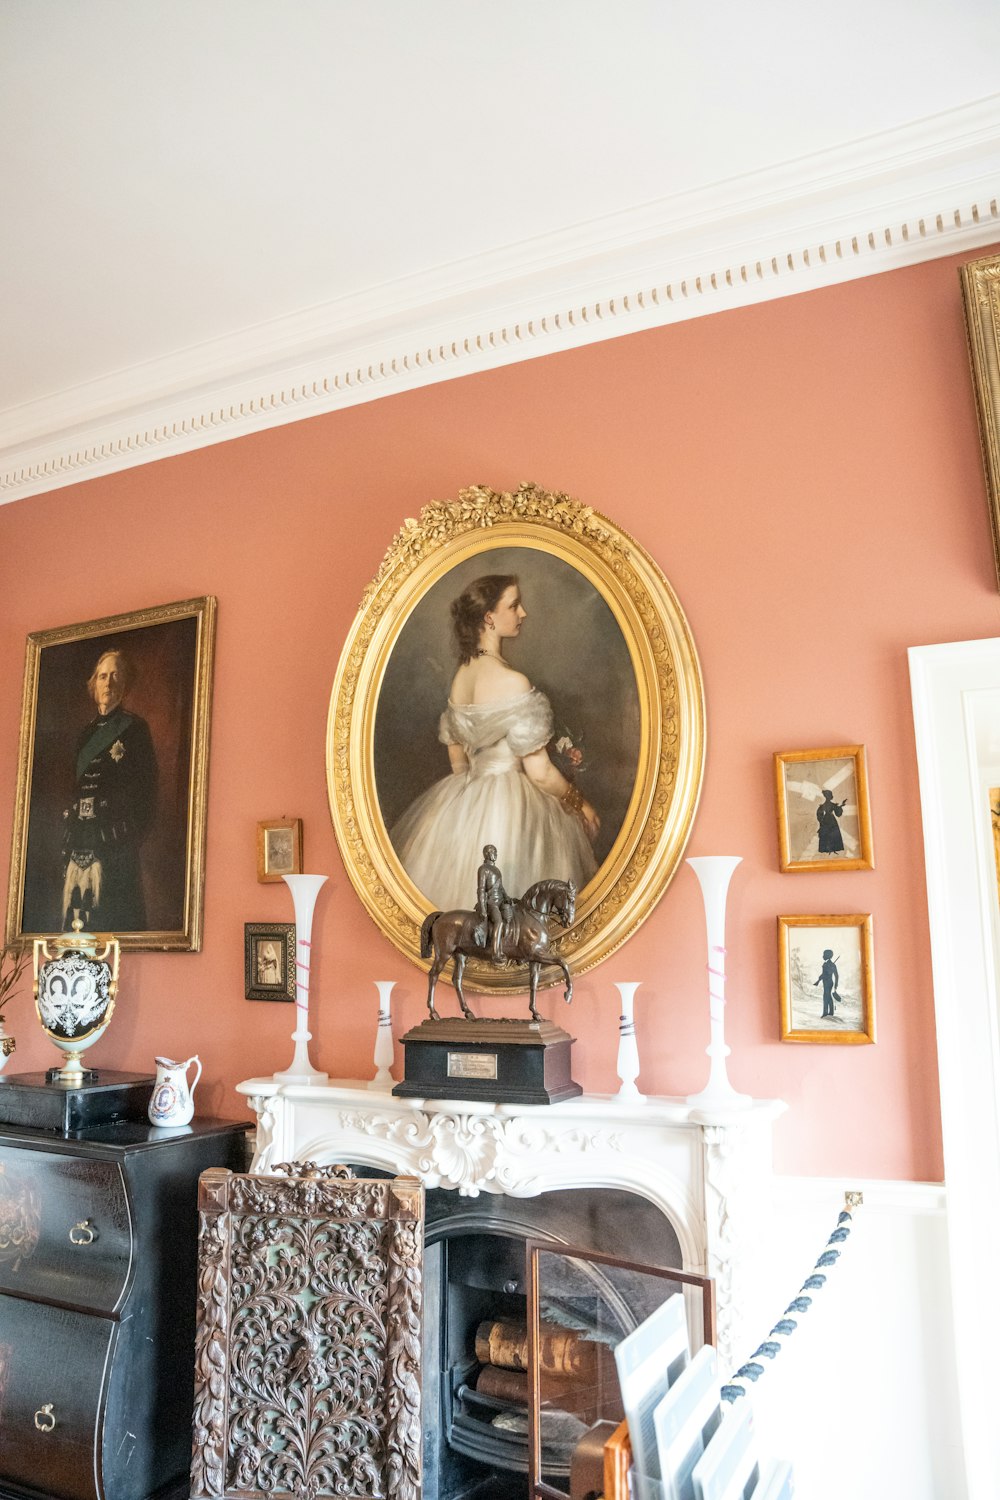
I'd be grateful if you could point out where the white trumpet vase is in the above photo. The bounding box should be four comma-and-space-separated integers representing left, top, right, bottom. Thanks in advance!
685, 856, 751, 1110
613, 982, 645, 1103
274, 874, 329, 1085
370, 981, 396, 1090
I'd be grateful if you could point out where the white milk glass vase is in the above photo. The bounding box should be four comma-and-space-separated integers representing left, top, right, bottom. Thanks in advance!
686, 856, 751, 1110
370, 981, 396, 1090
613, 982, 645, 1102
274, 874, 329, 1085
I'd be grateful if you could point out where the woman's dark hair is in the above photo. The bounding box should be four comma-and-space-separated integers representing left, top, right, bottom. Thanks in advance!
451, 575, 519, 662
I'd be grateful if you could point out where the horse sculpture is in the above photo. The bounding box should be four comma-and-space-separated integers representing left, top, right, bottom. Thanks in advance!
420, 878, 576, 1022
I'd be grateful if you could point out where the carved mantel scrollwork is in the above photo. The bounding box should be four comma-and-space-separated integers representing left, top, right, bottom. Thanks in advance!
190, 1160, 423, 1500
237, 1081, 786, 1388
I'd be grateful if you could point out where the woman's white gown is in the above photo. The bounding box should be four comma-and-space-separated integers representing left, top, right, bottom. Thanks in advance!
391, 688, 597, 912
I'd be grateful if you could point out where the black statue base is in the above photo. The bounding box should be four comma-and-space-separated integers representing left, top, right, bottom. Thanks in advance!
393, 1017, 583, 1106
0, 1070, 156, 1133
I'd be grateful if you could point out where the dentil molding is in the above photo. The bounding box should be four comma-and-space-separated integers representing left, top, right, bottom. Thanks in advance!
3, 94, 1000, 504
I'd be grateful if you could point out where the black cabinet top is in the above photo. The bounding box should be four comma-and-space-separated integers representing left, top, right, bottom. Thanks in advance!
0, 1115, 252, 1158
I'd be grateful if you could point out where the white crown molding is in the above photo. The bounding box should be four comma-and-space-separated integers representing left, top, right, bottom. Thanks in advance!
3, 94, 1000, 504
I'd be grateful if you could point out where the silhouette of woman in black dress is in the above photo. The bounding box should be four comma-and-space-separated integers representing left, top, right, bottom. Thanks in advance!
816, 788, 845, 854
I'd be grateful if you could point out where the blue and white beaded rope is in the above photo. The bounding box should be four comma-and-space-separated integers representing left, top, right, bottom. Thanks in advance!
721, 1192, 863, 1405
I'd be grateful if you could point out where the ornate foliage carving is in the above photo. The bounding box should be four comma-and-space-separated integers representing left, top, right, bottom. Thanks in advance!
230, 1161, 388, 1221
326, 1104, 627, 1198
191, 1202, 231, 1498
191, 1164, 423, 1500
0, 1167, 40, 1271
384, 1220, 422, 1500
327, 481, 705, 990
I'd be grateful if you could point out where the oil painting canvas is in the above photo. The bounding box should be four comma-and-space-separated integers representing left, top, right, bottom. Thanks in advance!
373, 545, 641, 913
7, 598, 215, 951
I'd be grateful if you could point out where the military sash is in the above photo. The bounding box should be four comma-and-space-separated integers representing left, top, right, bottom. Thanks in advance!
76, 711, 134, 782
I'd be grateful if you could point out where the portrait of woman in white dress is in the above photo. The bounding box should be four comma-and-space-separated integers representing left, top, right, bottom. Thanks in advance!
389, 575, 601, 910
374, 546, 641, 916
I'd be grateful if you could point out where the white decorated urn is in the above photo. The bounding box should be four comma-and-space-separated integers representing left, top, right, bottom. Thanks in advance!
33, 919, 120, 1085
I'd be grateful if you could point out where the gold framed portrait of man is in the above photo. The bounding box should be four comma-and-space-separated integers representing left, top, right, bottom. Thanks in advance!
327, 482, 705, 993
960, 252, 1000, 591
5, 596, 216, 952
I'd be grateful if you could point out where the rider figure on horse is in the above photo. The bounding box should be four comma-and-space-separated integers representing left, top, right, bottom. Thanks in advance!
476, 844, 513, 962
420, 853, 576, 1021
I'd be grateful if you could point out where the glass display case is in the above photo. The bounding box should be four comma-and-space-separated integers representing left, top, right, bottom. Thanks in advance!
524, 1241, 715, 1500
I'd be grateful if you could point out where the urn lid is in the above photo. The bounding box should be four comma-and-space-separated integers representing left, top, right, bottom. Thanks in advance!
43, 915, 111, 961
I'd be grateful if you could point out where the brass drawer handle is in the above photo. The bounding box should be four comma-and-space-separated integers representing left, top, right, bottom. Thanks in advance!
34, 1404, 56, 1432
69, 1219, 96, 1246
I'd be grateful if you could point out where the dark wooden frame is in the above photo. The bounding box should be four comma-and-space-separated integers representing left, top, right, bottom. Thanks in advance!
243, 921, 295, 1000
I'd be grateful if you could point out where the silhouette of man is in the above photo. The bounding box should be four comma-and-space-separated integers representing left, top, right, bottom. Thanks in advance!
813, 949, 839, 1018
476, 844, 511, 962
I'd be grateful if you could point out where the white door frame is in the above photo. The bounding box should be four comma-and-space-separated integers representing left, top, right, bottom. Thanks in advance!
910, 637, 1000, 1500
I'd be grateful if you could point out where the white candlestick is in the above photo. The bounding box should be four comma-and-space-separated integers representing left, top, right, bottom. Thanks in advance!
686, 856, 751, 1110
613, 982, 645, 1103
370, 981, 396, 1090
274, 873, 329, 1085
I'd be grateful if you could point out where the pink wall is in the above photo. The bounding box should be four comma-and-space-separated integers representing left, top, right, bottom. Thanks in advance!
4, 246, 999, 1181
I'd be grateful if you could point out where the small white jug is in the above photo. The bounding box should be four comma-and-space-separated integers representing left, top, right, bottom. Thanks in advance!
148, 1054, 202, 1127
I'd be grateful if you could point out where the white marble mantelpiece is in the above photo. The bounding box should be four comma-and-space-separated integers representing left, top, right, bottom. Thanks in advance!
236, 1077, 785, 1373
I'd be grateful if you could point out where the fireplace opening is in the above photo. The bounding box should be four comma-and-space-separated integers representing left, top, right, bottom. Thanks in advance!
420, 1184, 686, 1500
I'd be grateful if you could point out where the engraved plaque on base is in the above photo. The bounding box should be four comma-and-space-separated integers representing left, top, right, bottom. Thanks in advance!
393, 1018, 583, 1105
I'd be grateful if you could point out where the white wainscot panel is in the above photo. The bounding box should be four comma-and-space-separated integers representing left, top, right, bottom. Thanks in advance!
742, 1178, 962, 1500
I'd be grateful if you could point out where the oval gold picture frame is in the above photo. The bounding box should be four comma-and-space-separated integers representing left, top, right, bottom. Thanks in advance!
327, 482, 705, 993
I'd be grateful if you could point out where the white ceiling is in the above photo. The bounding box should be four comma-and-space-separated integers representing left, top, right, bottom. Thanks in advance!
3, 0, 1000, 500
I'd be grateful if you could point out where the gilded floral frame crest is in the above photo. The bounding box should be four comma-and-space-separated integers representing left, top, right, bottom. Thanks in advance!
327, 483, 705, 993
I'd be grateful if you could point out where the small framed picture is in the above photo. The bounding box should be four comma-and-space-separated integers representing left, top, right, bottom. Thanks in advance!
773, 746, 874, 873
778, 914, 876, 1044
256, 818, 303, 883
244, 921, 295, 1001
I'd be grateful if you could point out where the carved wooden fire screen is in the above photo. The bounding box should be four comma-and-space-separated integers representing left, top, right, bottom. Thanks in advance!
191, 1161, 424, 1500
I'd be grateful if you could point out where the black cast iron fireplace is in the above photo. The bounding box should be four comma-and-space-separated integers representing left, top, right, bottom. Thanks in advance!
419, 1185, 685, 1500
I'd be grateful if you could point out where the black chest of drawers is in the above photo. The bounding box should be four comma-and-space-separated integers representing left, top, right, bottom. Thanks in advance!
0, 1117, 250, 1500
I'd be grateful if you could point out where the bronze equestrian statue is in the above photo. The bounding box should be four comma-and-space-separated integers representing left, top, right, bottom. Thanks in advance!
420, 847, 575, 1022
